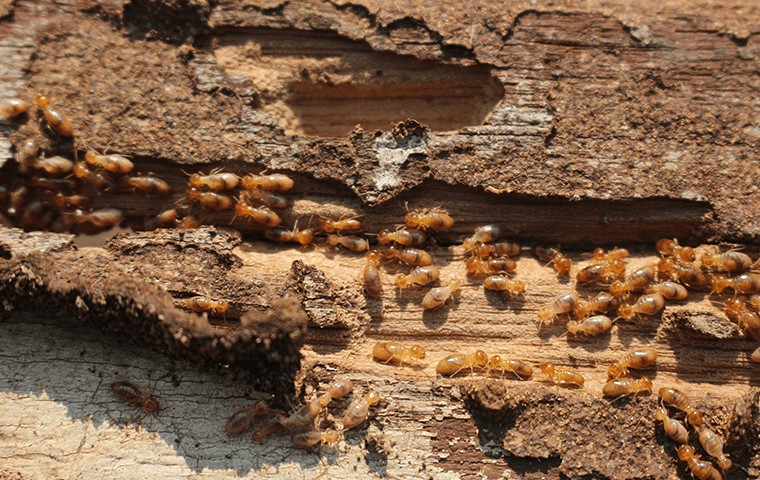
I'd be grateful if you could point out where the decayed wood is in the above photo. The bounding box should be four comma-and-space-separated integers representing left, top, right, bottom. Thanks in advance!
2, 0, 760, 478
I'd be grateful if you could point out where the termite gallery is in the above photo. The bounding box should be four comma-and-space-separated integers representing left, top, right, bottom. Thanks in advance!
2, 96, 758, 472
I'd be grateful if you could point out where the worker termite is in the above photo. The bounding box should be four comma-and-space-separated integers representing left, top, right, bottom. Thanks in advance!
658, 387, 704, 426
617, 293, 665, 321
698, 426, 732, 470
537, 362, 584, 387
609, 265, 657, 297
277, 398, 322, 427
342, 391, 380, 430
0, 98, 31, 119
657, 258, 707, 289
372, 341, 426, 365
225, 399, 271, 435
182, 215, 202, 229
110, 381, 161, 416
33, 156, 74, 176
723, 297, 760, 341
701, 250, 752, 273
234, 201, 280, 225
316, 380, 354, 407
654, 406, 689, 444
473, 240, 522, 258
710, 273, 760, 294
241, 187, 288, 208
462, 224, 502, 250
320, 218, 362, 234
538, 292, 580, 324
591, 247, 630, 261
292, 428, 340, 447
125, 176, 171, 196
646, 281, 689, 300
187, 296, 229, 315
84, 151, 134, 174
252, 417, 283, 442
73, 208, 123, 227
146, 209, 180, 230
465, 256, 517, 276
363, 250, 383, 297
377, 227, 426, 246
436, 350, 488, 376
382, 245, 433, 267
483, 276, 525, 296
264, 224, 315, 245
656, 238, 696, 262
576, 259, 626, 283
422, 279, 461, 310
573, 292, 620, 319
487, 355, 533, 379
677, 445, 722, 480
241, 173, 294, 192
566, 315, 613, 336
532, 245, 571, 275
73, 162, 114, 190
29, 177, 77, 191
189, 171, 239, 191
404, 208, 454, 230
188, 187, 235, 211
607, 348, 658, 379
53, 193, 90, 209
327, 234, 369, 252
34, 94, 74, 136
602, 376, 652, 397
17, 139, 38, 174
395, 265, 440, 288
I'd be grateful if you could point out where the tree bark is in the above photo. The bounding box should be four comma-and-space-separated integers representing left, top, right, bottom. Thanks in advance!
1, 0, 760, 479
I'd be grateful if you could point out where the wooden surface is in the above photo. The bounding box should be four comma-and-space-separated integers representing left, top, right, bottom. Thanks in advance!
2, 0, 760, 479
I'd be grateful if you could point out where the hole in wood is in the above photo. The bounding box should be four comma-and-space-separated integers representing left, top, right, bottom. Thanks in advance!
205, 28, 505, 138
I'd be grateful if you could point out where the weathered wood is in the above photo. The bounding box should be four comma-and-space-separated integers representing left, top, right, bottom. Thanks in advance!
2, 0, 760, 478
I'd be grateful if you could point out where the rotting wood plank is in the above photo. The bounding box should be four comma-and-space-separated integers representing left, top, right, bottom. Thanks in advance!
2, 0, 760, 478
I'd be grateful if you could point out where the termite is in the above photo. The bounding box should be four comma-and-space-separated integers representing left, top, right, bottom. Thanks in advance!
0, 98, 31, 119
264, 224, 315, 245
242, 187, 288, 208
566, 315, 613, 336
698, 426, 732, 470
465, 256, 517, 276
710, 273, 760, 294
34, 94, 74, 136
602, 377, 652, 397
658, 387, 704, 426
277, 398, 322, 428
382, 245, 433, 266
436, 350, 488, 376
617, 293, 665, 321
320, 218, 362, 233
537, 362, 584, 387
84, 151, 134, 174
724, 297, 760, 341
538, 292, 580, 324
404, 209, 453, 230
186, 187, 234, 210
316, 380, 354, 407
33, 156, 74, 176
327, 234, 368, 252
609, 265, 657, 297
241, 173, 294, 192
363, 250, 383, 297
646, 281, 689, 300
473, 240, 521, 258
187, 296, 229, 315
234, 200, 280, 225
462, 224, 501, 250
342, 391, 380, 430
654, 406, 689, 444
483, 276, 525, 296
189, 171, 239, 191
225, 399, 271, 435
73, 208, 123, 227
395, 265, 440, 288
372, 342, 425, 365
125, 176, 171, 196
422, 279, 461, 310
656, 238, 695, 262
607, 349, 658, 379
573, 292, 620, 319
110, 381, 161, 416
377, 227, 426, 246
487, 355, 533, 379
677, 445, 722, 480
701, 251, 752, 273
532, 245, 571, 275
292, 428, 340, 446
73, 162, 114, 190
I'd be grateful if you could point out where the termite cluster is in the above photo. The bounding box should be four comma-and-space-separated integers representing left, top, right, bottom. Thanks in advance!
223, 379, 380, 447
